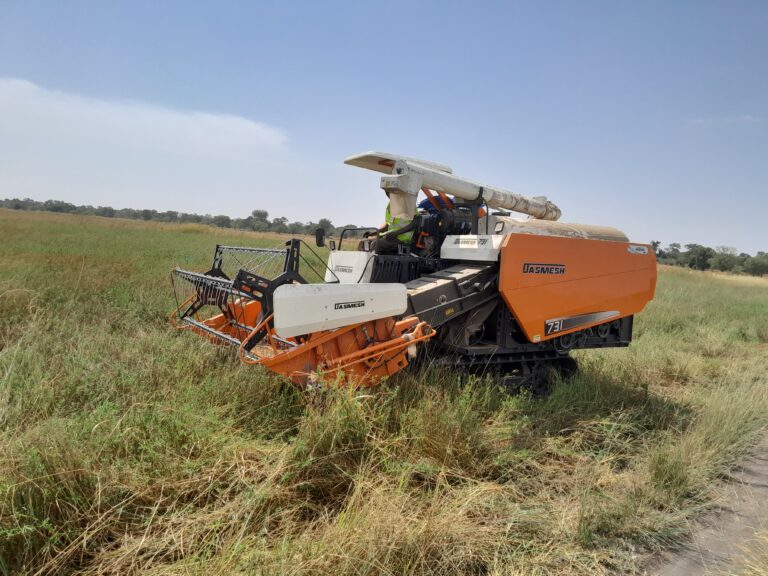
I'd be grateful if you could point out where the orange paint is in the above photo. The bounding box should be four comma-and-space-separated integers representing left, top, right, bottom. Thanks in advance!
259, 316, 433, 386
498, 234, 656, 342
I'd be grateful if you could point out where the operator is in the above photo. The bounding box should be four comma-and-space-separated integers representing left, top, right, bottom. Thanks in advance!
362, 191, 419, 253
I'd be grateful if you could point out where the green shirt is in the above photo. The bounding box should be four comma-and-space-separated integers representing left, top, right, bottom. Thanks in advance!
385, 202, 417, 243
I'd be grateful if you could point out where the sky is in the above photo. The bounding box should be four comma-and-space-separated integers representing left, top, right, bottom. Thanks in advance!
0, 0, 766, 253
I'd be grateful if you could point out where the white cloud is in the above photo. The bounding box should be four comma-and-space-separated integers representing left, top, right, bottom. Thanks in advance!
687, 114, 762, 125
0, 78, 300, 216
0, 78, 399, 227
0, 78, 286, 156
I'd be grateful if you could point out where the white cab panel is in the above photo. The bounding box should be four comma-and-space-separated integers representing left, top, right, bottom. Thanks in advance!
273, 283, 407, 338
440, 235, 505, 261
324, 250, 375, 283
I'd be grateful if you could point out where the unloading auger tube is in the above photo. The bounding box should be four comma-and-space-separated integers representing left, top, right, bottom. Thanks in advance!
170, 151, 656, 390
378, 158, 562, 221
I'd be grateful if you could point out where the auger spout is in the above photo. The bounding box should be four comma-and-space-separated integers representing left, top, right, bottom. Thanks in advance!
344, 151, 561, 221
381, 159, 561, 220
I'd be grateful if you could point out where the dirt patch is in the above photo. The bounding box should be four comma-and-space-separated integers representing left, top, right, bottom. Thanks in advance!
648, 435, 768, 576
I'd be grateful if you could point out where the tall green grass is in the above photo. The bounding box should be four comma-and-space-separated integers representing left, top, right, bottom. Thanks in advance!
1, 209, 767, 575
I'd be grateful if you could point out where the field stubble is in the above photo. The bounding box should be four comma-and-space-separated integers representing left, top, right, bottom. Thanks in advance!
0, 210, 767, 575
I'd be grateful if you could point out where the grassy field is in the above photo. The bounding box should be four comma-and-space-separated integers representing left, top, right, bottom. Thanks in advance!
1, 208, 767, 576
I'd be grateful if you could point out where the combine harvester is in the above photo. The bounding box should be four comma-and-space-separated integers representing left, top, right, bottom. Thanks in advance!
171, 152, 656, 392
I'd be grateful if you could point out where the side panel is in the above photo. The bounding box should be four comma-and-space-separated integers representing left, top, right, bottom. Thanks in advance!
440, 235, 504, 261
498, 234, 656, 342
273, 283, 407, 338
325, 251, 376, 283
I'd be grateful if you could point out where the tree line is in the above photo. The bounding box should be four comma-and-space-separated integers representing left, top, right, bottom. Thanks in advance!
2, 198, 765, 277
652, 241, 768, 277
0, 198, 362, 237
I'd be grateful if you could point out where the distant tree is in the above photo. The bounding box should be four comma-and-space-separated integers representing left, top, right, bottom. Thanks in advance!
744, 254, 768, 276
710, 246, 740, 272
710, 253, 738, 272
335, 224, 363, 238
44, 199, 76, 213
248, 209, 269, 231
76, 205, 96, 215
650, 240, 662, 256
179, 212, 202, 223
271, 216, 288, 233
95, 206, 115, 217
159, 210, 179, 222
212, 214, 232, 228
251, 209, 269, 222
288, 221, 306, 234
234, 216, 253, 230
658, 243, 681, 265
317, 218, 334, 235
683, 244, 715, 271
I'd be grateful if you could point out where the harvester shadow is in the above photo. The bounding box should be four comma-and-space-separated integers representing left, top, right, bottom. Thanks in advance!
523, 363, 694, 463
393, 356, 691, 438
396, 361, 688, 448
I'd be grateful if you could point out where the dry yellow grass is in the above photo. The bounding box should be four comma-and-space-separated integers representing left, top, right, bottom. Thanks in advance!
1, 210, 767, 575
659, 264, 768, 287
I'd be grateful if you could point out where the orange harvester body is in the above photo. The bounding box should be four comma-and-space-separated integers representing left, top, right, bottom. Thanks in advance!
498, 234, 657, 343
169, 151, 657, 389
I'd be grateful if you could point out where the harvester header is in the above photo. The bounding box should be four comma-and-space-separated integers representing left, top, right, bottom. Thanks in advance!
170, 151, 656, 392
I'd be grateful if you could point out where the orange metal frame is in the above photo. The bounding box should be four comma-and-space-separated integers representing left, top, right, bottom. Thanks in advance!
172, 294, 435, 386
259, 316, 434, 386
